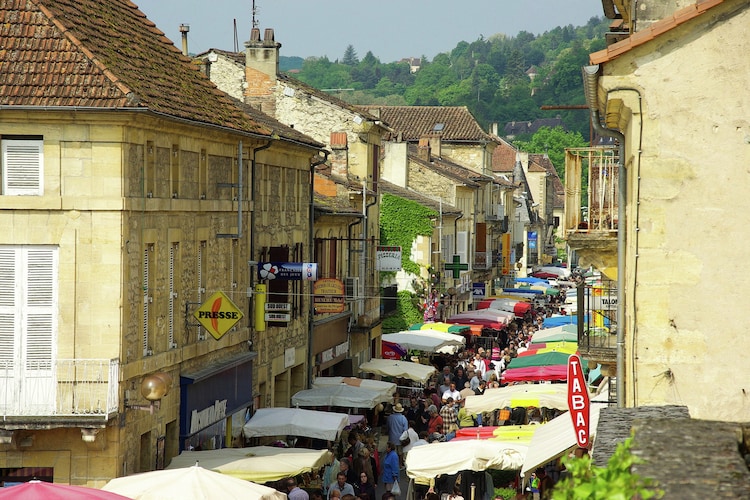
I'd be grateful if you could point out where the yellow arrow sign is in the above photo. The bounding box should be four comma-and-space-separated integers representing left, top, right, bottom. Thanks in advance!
193, 291, 244, 340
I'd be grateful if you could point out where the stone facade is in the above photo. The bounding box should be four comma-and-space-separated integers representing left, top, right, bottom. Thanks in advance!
590, 0, 750, 420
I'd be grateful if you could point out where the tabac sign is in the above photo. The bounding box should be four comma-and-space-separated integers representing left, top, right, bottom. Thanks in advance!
193, 291, 244, 340
567, 354, 591, 448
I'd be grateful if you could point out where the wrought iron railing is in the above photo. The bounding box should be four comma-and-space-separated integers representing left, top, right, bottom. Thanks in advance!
564, 147, 620, 235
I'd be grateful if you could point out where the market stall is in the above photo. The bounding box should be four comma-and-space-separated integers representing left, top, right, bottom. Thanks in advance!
243, 407, 349, 442
291, 384, 393, 409
166, 446, 333, 483
358, 359, 436, 384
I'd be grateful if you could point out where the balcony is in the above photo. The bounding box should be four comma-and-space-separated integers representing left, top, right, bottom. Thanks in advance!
564, 146, 619, 275
0, 359, 119, 426
572, 280, 617, 367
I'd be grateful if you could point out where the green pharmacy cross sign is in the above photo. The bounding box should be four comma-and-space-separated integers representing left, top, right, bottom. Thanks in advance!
444, 255, 469, 279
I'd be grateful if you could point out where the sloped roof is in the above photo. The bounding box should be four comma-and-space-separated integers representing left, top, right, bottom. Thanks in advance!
590, 0, 728, 64
491, 137, 518, 173
408, 146, 494, 189
0, 0, 318, 144
364, 106, 492, 142
380, 180, 461, 216
530, 153, 565, 209
279, 73, 382, 123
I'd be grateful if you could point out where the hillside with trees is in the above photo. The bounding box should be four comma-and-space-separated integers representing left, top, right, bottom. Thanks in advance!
284, 16, 608, 143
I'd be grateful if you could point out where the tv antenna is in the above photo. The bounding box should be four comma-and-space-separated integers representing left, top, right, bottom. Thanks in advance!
252, 0, 259, 28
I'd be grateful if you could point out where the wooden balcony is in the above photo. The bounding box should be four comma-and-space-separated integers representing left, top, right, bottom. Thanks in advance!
564, 147, 619, 275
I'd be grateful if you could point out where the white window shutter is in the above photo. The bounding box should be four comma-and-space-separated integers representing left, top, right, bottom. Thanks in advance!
23, 248, 56, 367
457, 231, 468, 264
2, 140, 43, 195
0, 248, 16, 363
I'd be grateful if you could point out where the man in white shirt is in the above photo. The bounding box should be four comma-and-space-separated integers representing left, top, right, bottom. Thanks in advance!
441, 382, 461, 403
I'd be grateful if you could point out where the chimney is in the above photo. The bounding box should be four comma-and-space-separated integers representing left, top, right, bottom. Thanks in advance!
427, 135, 441, 158
417, 137, 431, 162
179, 24, 190, 56
245, 27, 281, 80
490, 122, 498, 136
243, 27, 282, 116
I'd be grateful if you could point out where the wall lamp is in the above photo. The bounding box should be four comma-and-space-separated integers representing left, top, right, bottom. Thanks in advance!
125, 372, 173, 414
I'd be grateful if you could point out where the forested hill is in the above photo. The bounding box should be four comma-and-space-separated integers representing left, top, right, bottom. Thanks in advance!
282, 16, 609, 141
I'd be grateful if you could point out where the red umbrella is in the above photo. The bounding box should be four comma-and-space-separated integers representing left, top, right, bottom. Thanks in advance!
0, 480, 131, 500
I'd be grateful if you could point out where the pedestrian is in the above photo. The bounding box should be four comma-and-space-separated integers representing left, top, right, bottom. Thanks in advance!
339, 458, 357, 487
405, 397, 425, 433
354, 471, 376, 500
328, 472, 355, 500
439, 397, 458, 440
426, 405, 443, 436
456, 399, 477, 428
381, 442, 400, 494
386, 403, 408, 463
287, 478, 310, 500
399, 420, 420, 457
529, 471, 541, 500
441, 382, 462, 404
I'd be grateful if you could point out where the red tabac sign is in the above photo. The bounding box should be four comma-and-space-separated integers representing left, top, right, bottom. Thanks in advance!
567, 354, 591, 448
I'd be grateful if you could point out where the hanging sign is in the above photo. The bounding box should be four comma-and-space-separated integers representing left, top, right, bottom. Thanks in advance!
193, 291, 244, 340
567, 354, 591, 448
258, 262, 318, 281
376, 246, 402, 271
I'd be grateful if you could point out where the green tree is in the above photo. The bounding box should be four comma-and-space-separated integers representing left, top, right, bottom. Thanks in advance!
514, 126, 588, 179
342, 44, 359, 65
552, 437, 663, 500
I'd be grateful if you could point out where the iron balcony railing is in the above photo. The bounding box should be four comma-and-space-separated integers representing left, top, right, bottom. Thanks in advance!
0, 358, 119, 418
571, 280, 618, 352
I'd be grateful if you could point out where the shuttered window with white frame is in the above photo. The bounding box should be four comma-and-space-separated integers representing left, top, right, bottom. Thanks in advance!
2, 138, 43, 196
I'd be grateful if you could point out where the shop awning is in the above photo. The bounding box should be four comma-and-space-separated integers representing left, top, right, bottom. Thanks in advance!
358, 359, 436, 384
243, 407, 349, 441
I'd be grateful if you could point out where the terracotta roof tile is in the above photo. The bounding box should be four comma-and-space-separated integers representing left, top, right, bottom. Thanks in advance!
364, 106, 492, 142
491, 138, 518, 173
0, 0, 296, 139
590, 0, 729, 65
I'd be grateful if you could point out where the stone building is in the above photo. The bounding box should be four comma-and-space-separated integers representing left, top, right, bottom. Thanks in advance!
198, 28, 389, 378
565, 0, 750, 417
0, 1, 322, 485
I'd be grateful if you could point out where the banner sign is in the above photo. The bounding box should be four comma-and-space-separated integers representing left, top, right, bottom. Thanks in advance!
376, 246, 402, 271
258, 262, 318, 281
567, 354, 591, 448
382, 341, 407, 360
501, 233, 511, 275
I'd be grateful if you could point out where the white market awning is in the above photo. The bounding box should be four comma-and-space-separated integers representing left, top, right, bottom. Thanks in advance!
358, 359, 437, 384
243, 407, 349, 441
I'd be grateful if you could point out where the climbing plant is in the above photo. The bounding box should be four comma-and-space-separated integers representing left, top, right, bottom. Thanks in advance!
379, 193, 438, 276
381, 289, 423, 333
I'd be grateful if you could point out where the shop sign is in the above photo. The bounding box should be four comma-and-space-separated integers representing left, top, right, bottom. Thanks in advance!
567, 354, 591, 448
313, 278, 345, 314
376, 246, 402, 271
193, 291, 244, 340
258, 262, 318, 281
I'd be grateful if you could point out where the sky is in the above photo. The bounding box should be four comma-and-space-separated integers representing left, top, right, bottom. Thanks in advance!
137, 0, 604, 63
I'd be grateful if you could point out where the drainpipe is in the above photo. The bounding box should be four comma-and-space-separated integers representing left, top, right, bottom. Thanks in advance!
308, 151, 329, 387
583, 65, 626, 407
363, 181, 378, 361
249, 140, 273, 331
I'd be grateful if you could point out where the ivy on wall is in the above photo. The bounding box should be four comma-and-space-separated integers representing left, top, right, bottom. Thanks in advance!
382, 290, 423, 333
379, 193, 438, 276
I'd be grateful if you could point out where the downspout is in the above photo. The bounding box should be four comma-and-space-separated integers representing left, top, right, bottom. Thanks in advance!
583, 65, 626, 407
363, 181, 378, 360
249, 140, 273, 330
308, 150, 330, 388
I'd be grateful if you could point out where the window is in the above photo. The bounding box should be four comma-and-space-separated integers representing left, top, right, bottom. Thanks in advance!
1, 137, 43, 195
0, 245, 58, 414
